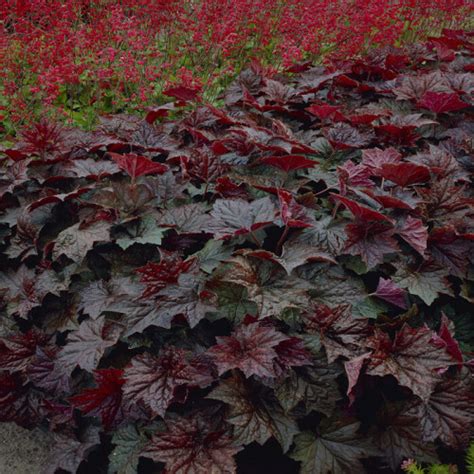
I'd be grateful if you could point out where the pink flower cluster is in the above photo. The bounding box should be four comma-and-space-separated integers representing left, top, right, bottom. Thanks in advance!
0, 0, 471, 129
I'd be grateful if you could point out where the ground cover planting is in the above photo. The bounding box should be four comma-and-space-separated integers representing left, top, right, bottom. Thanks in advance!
0, 0, 472, 136
0, 26, 473, 474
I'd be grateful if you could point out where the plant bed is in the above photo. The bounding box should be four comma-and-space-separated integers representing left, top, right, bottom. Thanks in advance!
1, 0, 472, 134
0, 30, 473, 473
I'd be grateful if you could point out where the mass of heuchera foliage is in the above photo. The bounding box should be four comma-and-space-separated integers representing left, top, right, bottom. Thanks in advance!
0, 0, 472, 133
0, 30, 473, 473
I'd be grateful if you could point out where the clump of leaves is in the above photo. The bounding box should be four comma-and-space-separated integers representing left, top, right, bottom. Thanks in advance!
402, 440, 474, 474
0, 30, 473, 473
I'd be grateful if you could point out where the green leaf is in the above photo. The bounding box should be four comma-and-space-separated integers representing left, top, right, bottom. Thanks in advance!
352, 296, 387, 319
394, 265, 452, 306
109, 425, 148, 474
115, 216, 165, 250
276, 358, 341, 416
302, 266, 367, 309
340, 255, 368, 275
195, 240, 233, 274
213, 283, 257, 323
291, 420, 378, 474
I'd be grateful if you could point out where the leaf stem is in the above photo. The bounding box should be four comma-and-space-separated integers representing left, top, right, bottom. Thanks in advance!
249, 230, 262, 248
276, 225, 289, 254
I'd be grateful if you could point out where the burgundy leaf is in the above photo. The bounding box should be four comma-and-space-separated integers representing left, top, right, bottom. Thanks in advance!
428, 226, 472, 277
431, 313, 463, 366
108, 152, 168, 179
207, 322, 288, 378
246, 243, 335, 275
393, 71, 451, 100
379, 162, 431, 187
326, 123, 374, 149
142, 415, 239, 474
158, 203, 212, 234
136, 254, 195, 298
0, 372, 41, 427
53, 220, 111, 262
361, 147, 402, 172
208, 374, 298, 452
57, 317, 120, 374
43, 427, 100, 474
0, 266, 54, 318
155, 273, 216, 328
123, 347, 211, 418
70, 369, 125, 430
277, 189, 314, 229
27, 347, 70, 395
409, 371, 474, 449
394, 263, 452, 306
275, 357, 341, 416
304, 304, 371, 363
373, 277, 408, 309
338, 161, 373, 190
306, 104, 346, 121
274, 337, 312, 373
396, 216, 429, 256
222, 255, 310, 319
369, 191, 414, 210
345, 222, 399, 269
344, 352, 371, 404
144, 103, 177, 123
163, 85, 201, 102
260, 155, 317, 172
366, 325, 455, 401
417, 91, 469, 114
0, 330, 50, 372
375, 124, 419, 146
375, 405, 437, 471
331, 194, 393, 223
215, 176, 248, 199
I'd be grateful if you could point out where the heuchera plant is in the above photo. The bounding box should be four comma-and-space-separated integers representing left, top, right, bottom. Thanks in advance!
0, 30, 473, 473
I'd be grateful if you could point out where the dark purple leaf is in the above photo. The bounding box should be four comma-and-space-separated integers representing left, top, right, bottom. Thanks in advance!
366, 325, 455, 401
142, 415, 239, 473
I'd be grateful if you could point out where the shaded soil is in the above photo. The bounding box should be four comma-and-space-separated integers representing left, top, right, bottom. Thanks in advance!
0, 423, 52, 474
